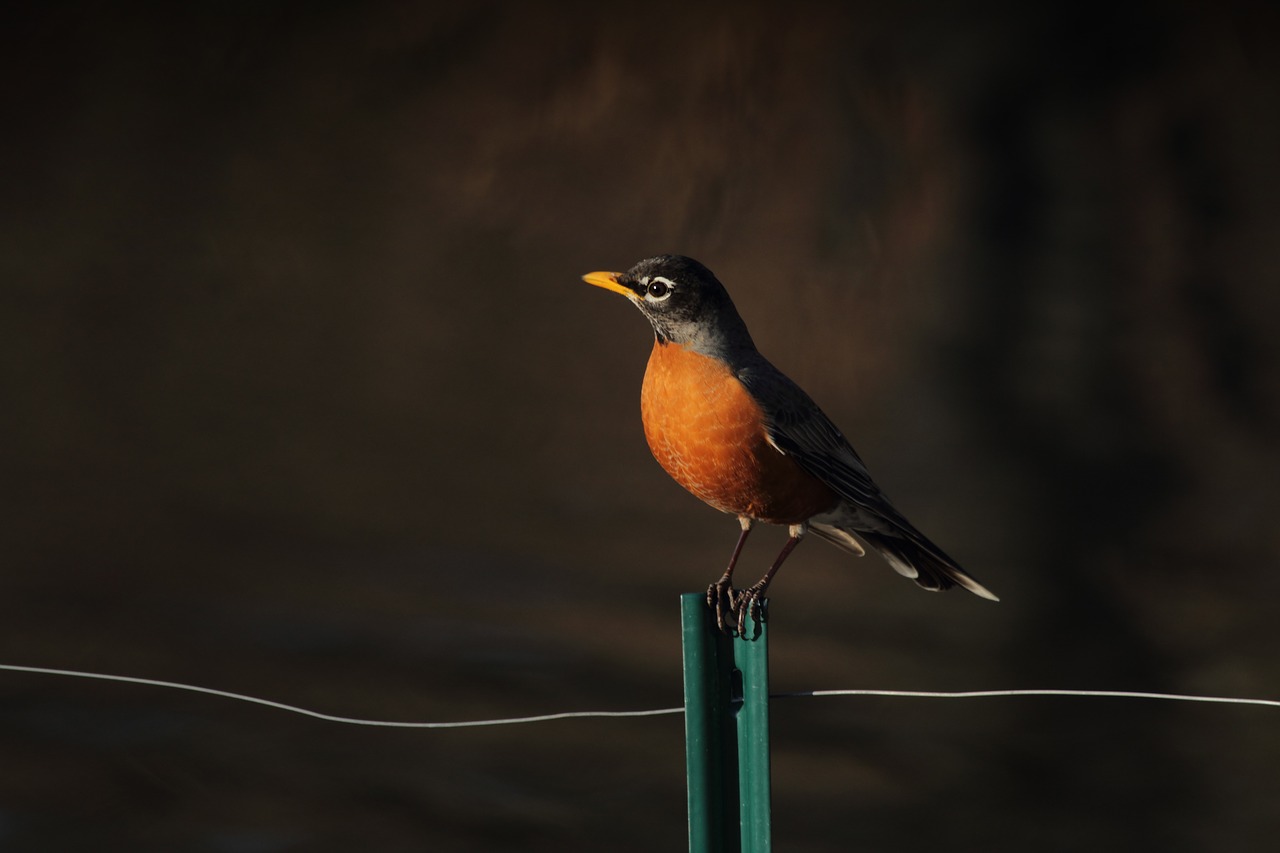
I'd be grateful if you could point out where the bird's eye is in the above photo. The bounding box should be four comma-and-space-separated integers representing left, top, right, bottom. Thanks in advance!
646, 280, 671, 300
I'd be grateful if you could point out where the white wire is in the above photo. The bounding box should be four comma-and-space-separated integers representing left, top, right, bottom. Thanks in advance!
2, 663, 1276, 729
0, 664, 683, 728
772, 688, 1280, 708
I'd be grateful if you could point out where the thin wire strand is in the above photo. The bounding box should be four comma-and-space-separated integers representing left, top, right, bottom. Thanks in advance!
0, 664, 683, 728
2, 663, 1276, 729
772, 688, 1280, 708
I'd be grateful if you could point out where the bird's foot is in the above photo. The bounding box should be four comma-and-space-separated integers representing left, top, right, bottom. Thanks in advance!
733, 584, 768, 640
705, 576, 767, 639
706, 574, 739, 636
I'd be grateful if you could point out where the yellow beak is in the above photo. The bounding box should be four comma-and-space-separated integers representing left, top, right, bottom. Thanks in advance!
582, 270, 636, 300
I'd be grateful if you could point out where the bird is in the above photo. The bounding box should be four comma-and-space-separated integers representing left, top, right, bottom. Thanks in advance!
583, 254, 998, 636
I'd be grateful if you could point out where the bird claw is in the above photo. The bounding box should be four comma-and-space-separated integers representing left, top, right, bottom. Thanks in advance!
706, 576, 738, 636
735, 586, 768, 640
705, 577, 767, 639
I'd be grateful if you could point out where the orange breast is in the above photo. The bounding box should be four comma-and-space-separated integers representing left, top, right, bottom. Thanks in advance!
639, 341, 837, 524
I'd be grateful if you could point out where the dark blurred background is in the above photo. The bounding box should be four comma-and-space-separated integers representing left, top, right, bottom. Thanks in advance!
2, 2, 1279, 850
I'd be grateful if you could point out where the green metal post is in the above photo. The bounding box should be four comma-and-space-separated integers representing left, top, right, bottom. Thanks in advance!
682, 594, 736, 851
732, 621, 772, 852
681, 593, 772, 853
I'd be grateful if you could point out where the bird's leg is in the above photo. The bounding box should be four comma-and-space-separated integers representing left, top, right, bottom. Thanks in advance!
707, 517, 753, 635
735, 523, 806, 637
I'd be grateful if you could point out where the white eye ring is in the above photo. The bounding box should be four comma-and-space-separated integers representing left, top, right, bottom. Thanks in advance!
644, 276, 674, 301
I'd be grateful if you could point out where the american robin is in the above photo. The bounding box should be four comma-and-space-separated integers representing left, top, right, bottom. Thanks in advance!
584, 254, 998, 636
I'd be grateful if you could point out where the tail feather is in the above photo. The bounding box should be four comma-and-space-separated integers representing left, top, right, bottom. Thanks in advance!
858, 530, 1000, 602
808, 522, 866, 557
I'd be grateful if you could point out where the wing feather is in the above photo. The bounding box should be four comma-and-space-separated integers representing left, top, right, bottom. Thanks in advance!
734, 354, 999, 601
737, 359, 959, 554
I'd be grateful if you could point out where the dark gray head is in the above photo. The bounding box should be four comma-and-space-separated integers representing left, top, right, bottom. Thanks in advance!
582, 254, 756, 357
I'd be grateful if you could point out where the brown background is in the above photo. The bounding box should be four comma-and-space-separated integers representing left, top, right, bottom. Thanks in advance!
2, 2, 1279, 851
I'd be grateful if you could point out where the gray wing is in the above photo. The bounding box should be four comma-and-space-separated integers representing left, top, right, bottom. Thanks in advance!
737, 356, 993, 601
736, 360, 928, 538
737, 358, 1000, 600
